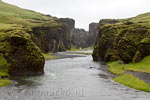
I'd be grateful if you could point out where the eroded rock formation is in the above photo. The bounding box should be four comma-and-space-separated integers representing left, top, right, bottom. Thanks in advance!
92, 13, 150, 63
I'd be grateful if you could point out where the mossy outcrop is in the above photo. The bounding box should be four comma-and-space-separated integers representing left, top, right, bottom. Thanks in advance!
92, 13, 150, 63
0, 25, 45, 76
0, 1, 76, 77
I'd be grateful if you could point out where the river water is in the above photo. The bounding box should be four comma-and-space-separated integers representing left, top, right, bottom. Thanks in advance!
0, 50, 150, 100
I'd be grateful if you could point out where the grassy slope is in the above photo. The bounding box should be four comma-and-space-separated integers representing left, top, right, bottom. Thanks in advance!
107, 56, 150, 75
0, 1, 59, 27
114, 74, 150, 92
107, 56, 150, 92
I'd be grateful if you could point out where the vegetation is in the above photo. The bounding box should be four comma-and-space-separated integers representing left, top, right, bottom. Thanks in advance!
68, 47, 93, 51
71, 52, 92, 55
107, 56, 150, 75
0, 1, 55, 27
114, 74, 150, 92
93, 12, 150, 63
107, 61, 124, 75
0, 79, 11, 87
42, 53, 56, 60
93, 12, 150, 91
107, 56, 150, 92
0, 52, 10, 87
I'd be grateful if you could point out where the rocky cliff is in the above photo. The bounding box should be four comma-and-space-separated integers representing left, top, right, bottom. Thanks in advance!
87, 23, 99, 46
31, 18, 73, 53
59, 18, 75, 50
70, 23, 98, 49
92, 13, 150, 63
71, 28, 89, 48
0, 24, 45, 76
0, 1, 75, 76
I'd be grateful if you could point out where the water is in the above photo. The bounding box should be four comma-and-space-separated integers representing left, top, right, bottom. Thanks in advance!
0, 50, 150, 100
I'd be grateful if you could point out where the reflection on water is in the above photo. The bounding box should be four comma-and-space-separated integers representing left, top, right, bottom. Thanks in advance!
0, 50, 150, 100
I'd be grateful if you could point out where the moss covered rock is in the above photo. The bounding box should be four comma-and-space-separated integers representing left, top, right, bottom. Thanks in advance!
138, 38, 150, 58
104, 49, 119, 62
117, 25, 148, 63
0, 26, 45, 76
92, 13, 150, 63
92, 46, 99, 61
132, 51, 142, 63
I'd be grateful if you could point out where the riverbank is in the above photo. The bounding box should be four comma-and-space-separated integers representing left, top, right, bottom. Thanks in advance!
43, 47, 93, 61
107, 56, 150, 92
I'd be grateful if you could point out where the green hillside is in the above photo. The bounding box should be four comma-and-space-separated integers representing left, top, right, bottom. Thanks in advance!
0, 1, 58, 27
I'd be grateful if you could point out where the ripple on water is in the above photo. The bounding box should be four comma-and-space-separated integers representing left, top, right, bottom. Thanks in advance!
0, 52, 150, 100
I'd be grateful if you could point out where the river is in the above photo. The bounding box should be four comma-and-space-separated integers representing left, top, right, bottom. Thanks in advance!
0, 50, 150, 100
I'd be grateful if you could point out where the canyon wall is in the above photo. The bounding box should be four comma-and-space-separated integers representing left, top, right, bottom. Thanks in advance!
92, 13, 150, 63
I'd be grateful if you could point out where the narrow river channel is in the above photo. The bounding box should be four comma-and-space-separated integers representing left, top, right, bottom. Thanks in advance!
0, 50, 150, 100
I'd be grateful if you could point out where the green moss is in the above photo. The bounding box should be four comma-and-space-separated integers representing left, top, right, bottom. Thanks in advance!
0, 53, 9, 76
108, 56, 150, 74
72, 52, 92, 55
124, 56, 150, 73
141, 37, 150, 43
93, 12, 150, 63
104, 49, 119, 62
0, 54, 10, 87
0, 54, 8, 67
68, 47, 93, 51
114, 74, 150, 92
132, 51, 142, 63
0, 79, 11, 87
42, 53, 56, 60
107, 61, 124, 75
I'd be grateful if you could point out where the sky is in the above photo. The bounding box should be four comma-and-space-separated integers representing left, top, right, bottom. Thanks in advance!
3, 0, 150, 30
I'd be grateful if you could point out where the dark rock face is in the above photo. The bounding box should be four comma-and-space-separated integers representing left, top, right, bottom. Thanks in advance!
92, 17, 150, 63
0, 28, 45, 76
59, 18, 75, 50
138, 37, 150, 59
71, 28, 89, 48
87, 23, 99, 46
31, 18, 75, 53
59, 18, 75, 32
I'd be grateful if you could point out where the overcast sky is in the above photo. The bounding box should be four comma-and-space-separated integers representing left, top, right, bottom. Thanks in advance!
3, 0, 150, 30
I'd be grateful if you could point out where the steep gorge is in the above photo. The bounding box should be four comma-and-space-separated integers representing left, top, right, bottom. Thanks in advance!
0, 1, 98, 78
0, 1, 78, 77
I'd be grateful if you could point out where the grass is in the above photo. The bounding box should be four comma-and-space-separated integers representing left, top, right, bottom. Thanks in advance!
0, 79, 11, 87
0, 1, 58, 27
72, 52, 92, 55
107, 56, 150, 92
107, 56, 150, 75
42, 53, 56, 60
0, 1, 49, 20
107, 61, 124, 75
0, 54, 10, 87
125, 56, 150, 73
114, 74, 150, 92
67, 47, 93, 51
